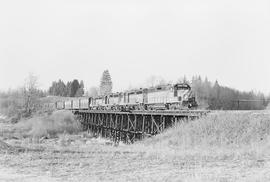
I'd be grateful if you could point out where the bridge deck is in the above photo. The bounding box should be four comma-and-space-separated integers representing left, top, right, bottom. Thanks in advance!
75, 109, 209, 116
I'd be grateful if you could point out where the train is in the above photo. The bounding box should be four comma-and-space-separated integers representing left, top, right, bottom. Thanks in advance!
55, 83, 198, 111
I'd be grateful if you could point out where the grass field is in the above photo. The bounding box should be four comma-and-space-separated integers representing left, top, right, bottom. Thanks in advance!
0, 110, 270, 181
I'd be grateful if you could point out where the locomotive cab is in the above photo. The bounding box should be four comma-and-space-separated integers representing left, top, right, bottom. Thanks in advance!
173, 83, 191, 99
172, 83, 198, 109
174, 83, 198, 108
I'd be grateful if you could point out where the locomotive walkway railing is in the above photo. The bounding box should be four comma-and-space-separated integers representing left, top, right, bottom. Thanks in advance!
73, 109, 209, 144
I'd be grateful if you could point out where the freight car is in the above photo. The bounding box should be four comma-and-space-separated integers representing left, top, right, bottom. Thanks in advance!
56, 83, 198, 111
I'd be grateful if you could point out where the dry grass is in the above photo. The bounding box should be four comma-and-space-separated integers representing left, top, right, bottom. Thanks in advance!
140, 111, 270, 150
1, 110, 270, 181
15, 110, 82, 138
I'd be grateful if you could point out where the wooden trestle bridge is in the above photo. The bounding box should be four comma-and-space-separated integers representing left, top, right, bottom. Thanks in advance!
73, 109, 208, 143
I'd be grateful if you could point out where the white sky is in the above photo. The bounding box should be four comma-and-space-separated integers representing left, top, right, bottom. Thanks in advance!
0, 0, 270, 94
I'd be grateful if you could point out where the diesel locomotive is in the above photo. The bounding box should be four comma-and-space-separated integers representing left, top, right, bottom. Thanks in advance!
56, 83, 198, 111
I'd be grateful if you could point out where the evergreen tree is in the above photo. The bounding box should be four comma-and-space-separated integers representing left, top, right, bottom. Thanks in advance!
70, 79, 80, 97
48, 79, 66, 96
212, 80, 221, 109
48, 81, 57, 95
57, 79, 66, 96
66, 81, 72, 97
75, 80, 84, 97
79, 80, 84, 95
75, 88, 84, 97
100, 70, 112, 95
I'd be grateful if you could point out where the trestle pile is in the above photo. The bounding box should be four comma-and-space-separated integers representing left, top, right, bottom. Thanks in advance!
74, 110, 208, 143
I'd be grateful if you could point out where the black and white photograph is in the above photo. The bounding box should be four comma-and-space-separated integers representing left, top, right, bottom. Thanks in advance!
0, 0, 270, 181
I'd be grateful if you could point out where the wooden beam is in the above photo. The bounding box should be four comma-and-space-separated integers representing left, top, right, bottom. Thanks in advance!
151, 115, 154, 134
142, 115, 145, 139
151, 115, 160, 134
127, 114, 136, 131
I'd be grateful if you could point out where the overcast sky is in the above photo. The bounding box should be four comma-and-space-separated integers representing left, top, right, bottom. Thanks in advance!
0, 0, 269, 94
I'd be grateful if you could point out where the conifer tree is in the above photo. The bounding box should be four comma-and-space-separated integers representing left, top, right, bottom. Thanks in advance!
70, 79, 80, 97
75, 80, 85, 97
99, 70, 112, 95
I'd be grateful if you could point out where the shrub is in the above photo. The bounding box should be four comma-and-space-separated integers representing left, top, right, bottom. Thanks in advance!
15, 110, 81, 138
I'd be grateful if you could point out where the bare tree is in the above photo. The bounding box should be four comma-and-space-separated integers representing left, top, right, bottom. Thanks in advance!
145, 75, 167, 87
23, 73, 40, 116
177, 75, 189, 84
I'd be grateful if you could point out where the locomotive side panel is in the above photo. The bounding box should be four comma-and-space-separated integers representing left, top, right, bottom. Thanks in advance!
118, 94, 125, 105
109, 95, 119, 105
128, 92, 143, 104
95, 97, 104, 106
147, 90, 177, 104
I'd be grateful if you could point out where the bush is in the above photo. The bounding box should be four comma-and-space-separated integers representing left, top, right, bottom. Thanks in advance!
15, 110, 82, 138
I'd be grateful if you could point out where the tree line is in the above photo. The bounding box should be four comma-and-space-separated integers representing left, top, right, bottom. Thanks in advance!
48, 79, 84, 97
48, 70, 113, 98
48, 73, 269, 110
190, 76, 269, 110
